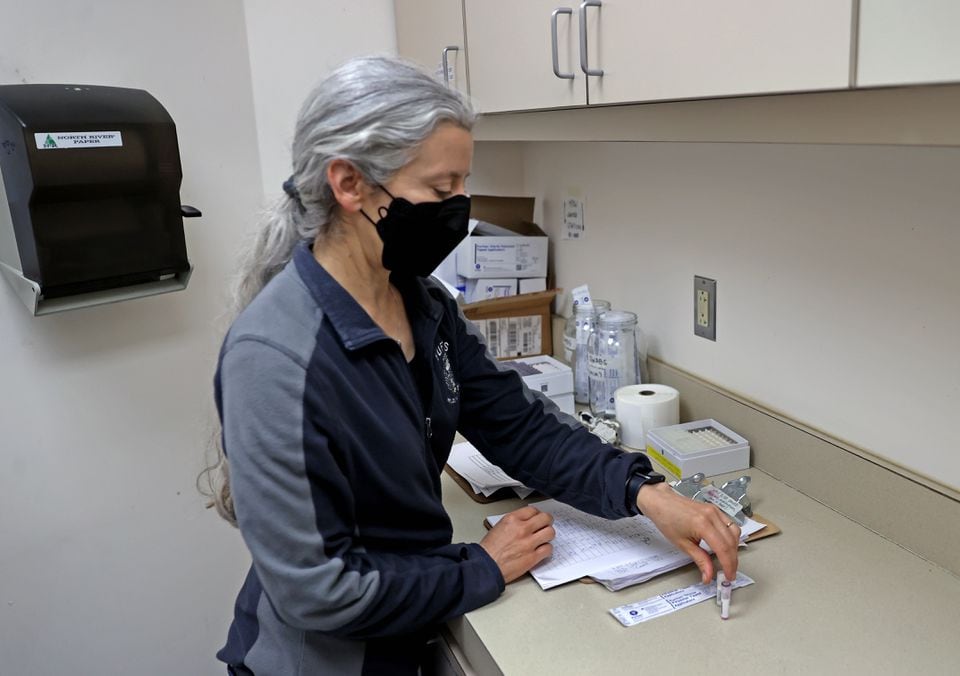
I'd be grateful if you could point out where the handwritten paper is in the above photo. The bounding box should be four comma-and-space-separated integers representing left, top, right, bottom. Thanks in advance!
487, 498, 765, 591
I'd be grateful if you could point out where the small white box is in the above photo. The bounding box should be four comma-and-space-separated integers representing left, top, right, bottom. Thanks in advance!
464, 278, 517, 303
501, 355, 575, 416
645, 419, 750, 479
456, 221, 548, 279
518, 277, 547, 294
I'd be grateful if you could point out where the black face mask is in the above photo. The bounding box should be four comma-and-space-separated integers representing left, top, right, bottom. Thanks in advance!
361, 187, 471, 278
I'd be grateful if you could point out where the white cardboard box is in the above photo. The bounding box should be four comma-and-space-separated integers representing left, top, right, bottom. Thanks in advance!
518, 277, 547, 294
645, 419, 750, 479
501, 354, 575, 416
464, 278, 518, 303
456, 196, 548, 279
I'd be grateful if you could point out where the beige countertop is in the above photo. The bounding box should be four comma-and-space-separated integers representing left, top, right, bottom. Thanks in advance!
442, 465, 960, 675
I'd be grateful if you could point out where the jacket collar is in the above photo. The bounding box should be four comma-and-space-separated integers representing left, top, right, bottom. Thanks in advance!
292, 241, 443, 352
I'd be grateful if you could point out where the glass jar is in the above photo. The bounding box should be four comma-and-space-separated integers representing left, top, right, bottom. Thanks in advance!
587, 310, 641, 418
563, 299, 611, 403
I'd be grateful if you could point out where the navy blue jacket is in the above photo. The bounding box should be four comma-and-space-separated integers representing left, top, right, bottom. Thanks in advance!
215, 242, 652, 674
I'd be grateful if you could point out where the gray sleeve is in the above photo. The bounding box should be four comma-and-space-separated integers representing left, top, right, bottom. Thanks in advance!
222, 338, 381, 631
221, 338, 503, 638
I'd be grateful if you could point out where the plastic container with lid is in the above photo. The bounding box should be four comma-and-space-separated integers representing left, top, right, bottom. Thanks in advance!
587, 310, 641, 418
562, 299, 611, 403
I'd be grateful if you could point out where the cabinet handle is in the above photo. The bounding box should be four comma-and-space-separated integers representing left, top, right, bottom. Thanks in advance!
578, 0, 604, 76
551, 8, 575, 80
441, 46, 459, 88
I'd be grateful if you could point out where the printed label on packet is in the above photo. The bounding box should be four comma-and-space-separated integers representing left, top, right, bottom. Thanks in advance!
697, 485, 747, 525
609, 572, 755, 627
570, 284, 592, 308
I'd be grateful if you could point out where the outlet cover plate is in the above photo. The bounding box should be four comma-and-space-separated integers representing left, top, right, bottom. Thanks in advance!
694, 276, 717, 340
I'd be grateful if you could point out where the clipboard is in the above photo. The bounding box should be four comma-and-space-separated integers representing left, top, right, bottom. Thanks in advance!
741, 513, 781, 542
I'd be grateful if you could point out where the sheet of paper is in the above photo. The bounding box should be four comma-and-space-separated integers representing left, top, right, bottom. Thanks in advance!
487, 498, 766, 591
562, 196, 585, 240
592, 517, 764, 590
447, 442, 532, 498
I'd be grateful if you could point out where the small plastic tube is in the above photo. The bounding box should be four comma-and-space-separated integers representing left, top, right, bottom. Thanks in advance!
720, 580, 732, 620
716, 572, 725, 606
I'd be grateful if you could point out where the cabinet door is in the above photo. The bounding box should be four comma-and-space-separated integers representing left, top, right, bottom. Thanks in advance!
858, 1, 960, 86
394, 0, 469, 94
585, 0, 853, 105
464, 0, 587, 112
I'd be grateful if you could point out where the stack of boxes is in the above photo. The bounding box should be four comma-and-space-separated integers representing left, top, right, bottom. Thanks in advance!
448, 196, 555, 359
455, 196, 548, 303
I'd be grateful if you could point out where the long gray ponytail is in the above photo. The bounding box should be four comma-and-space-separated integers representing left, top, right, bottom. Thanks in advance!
231, 55, 476, 313
201, 55, 476, 526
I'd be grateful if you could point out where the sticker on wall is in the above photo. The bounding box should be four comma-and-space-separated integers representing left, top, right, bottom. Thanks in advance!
35, 131, 123, 149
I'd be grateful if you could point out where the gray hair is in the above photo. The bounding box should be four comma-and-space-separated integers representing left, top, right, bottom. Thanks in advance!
201, 55, 476, 526
231, 55, 477, 313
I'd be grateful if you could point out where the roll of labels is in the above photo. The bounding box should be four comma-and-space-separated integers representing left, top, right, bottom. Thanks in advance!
614, 384, 680, 449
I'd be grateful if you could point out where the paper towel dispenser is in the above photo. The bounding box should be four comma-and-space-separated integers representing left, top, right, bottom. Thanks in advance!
0, 84, 200, 315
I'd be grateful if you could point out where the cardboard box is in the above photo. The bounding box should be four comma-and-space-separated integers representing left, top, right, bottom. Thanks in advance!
464, 277, 518, 303
462, 289, 559, 359
501, 354, 575, 415
456, 195, 548, 279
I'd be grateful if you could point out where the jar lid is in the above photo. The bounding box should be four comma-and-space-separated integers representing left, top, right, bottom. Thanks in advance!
597, 310, 637, 328
573, 299, 611, 314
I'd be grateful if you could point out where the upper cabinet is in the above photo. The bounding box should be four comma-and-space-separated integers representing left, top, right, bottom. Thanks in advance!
394, 1, 960, 120
464, 0, 587, 112
857, 1, 960, 87
394, 0, 469, 94
584, 1, 853, 105
459, 1, 853, 113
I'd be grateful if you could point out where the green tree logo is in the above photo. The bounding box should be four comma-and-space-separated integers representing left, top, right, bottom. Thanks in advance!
43, 134, 57, 148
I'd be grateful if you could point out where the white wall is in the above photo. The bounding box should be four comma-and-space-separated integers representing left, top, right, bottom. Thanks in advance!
490, 140, 960, 491
0, 1, 397, 673
0, 1, 260, 672
243, 0, 397, 197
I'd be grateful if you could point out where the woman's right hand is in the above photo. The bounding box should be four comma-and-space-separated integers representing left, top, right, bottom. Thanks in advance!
479, 505, 555, 583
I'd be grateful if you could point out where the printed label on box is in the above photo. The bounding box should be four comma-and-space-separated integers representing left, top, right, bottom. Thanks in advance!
472, 315, 542, 358
35, 131, 123, 149
473, 242, 516, 271
514, 242, 540, 272
487, 283, 515, 298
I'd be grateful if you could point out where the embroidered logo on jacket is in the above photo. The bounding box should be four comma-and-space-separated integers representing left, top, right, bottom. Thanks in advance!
435, 341, 460, 404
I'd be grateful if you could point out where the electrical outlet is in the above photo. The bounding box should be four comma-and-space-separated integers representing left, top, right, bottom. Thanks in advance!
694, 276, 717, 341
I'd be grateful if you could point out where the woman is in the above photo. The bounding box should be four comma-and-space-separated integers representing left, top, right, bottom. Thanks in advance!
206, 56, 740, 675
